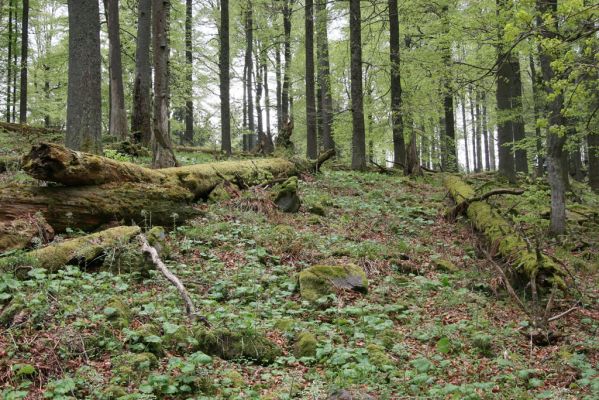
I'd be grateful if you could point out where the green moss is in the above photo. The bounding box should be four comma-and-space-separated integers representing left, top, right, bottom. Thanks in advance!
103, 297, 131, 329
0, 299, 24, 327
222, 369, 245, 387
101, 385, 128, 399
112, 352, 158, 383
194, 328, 282, 365
273, 318, 297, 332
308, 204, 326, 216
208, 182, 233, 203
271, 176, 301, 213
298, 264, 368, 303
367, 343, 393, 367
434, 258, 459, 273
293, 331, 318, 358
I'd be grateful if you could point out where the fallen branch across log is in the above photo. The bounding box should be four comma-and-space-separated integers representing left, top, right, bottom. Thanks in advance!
447, 187, 525, 221
443, 175, 565, 289
139, 234, 210, 326
0, 226, 141, 275
385, 159, 440, 173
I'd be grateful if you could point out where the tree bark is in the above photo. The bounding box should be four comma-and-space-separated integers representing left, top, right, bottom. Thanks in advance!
389, 0, 405, 167
496, 53, 517, 182
315, 0, 334, 152
589, 130, 599, 193
281, 0, 294, 126
184, 0, 194, 144
468, 86, 479, 172
245, 1, 255, 135
105, 0, 129, 139
152, 0, 177, 168
529, 53, 544, 177
18, 0, 28, 124
537, 0, 567, 235
220, 0, 231, 155
511, 56, 528, 174
482, 92, 491, 171
6, 0, 12, 122
275, 41, 282, 133
349, 0, 366, 170
131, 0, 152, 146
440, 4, 457, 172
475, 90, 483, 171
66, 0, 102, 154
304, 0, 317, 159
461, 94, 470, 173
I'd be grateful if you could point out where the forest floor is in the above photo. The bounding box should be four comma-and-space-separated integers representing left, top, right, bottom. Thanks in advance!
0, 132, 598, 399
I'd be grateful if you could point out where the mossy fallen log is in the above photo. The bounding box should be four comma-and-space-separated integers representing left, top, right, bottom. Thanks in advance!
443, 175, 564, 288
0, 216, 54, 253
23, 143, 166, 185
0, 182, 197, 233
0, 226, 141, 274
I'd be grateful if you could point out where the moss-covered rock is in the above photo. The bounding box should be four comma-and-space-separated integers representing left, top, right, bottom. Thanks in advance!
101, 385, 128, 399
271, 176, 301, 213
367, 344, 393, 367
308, 204, 326, 216
298, 264, 368, 303
293, 331, 318, 358
112, 352, 158, 383
273, 318, 297, 332
128, 323, 163, 355
433, 258, 459, 273
103, 297, 131, 329
193, 328, 282, 365
0, 299, 25, 327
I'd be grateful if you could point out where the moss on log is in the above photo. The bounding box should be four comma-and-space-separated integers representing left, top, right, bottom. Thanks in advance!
0, 182, 197, 233
23, 143, 166, 185
0, 226, 141, 274
0, 216, 54, 253
443, 175, 564, 287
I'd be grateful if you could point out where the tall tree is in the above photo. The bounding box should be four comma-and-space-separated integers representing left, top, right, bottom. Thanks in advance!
536, 0, 566, 235
440, 4, 457, 171
460, 94, 470, 173
316, 0, 334, 151
529, 53, 544, 177
184, 0, 194, 144
65, 0, 102, 154
281, 0, 293, 125
105, 0, 128, 139
219, 0, 231, 154
481, 92, 491, 170
6, 0, 13, 122
151, 0, 177, 167
131, 0, 152, 146
245, 1, 255, 136
388, 0, 405, 166
475, 91, 483, 170
305, 0, 317, 158
18, 0, 28, 123
349, 0, 366, 170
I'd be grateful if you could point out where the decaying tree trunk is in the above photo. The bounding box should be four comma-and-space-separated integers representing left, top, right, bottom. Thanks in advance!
444, 175, 564, 288
0, 226, 141, 275
0, 182, 196, 233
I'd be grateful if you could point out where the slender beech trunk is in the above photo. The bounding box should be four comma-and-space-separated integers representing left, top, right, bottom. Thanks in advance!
6, 0, 12, 122
264, 62, 273, 149
475, 91, 483, 170
537, 0, 566, 235
461, 95, 470, 173
184, 0, 194, 144
275, 42, 282, 132
441, 5, 457, 171
255, 49, 264, 146
349, 0, 366, 170
529, 53, 544, 177
316, 0, 335, 151
18, 0, 28, 123
66, 0, 102, 154
11, 5, 18, 123
151, 0, 177, 168
219, 0, 231, 154
245, 2, 255, 135
482, 92, 491, 170
511, 56, 528, 174
281, 0, 293, 124
468, 87, 479, 172
389, 0, 405, 166
131, 0, 152, 146
105, 0, 128, 139
305, 0, 317, 158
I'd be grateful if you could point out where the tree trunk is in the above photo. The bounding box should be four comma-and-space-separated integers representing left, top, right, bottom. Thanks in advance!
131, 0, 152, 146
529, 53, 544, 177
537, 0, 567, 235
349, 0, 366, 170
184, 0, 194, 144
589, 130, 599, 193
482, 92, 491, 171
388, 0, 405, 167
405, 121, 422, 176
18, 0, 28, 124
152, 0, 177, 168
511, 56, 528, 174
305, 0, 317, 159
245, 2, 255, 136
468, 86, 480, 172
275, 41, 282, 133
441, 5, 457, 172
105, 0, 129, 139
475, 90, 483, 171
461, 94, 470, 173
263, 61, 274, 152
220, 0, 231, 155
6, 0, 12, 122
496, 54, 517, 182
255, 48, 265, 150
281, 0, 294, 126
66, 0, 102, 154
315, 0, 335, 152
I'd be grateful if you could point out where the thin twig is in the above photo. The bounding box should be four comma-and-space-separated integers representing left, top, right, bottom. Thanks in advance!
139, 234, 210, 327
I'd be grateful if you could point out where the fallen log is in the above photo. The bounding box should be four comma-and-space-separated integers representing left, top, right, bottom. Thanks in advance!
0, 182, 197, 233
0, 226, 141, 275
0, 216, 54, 253
443, 175, 565, 288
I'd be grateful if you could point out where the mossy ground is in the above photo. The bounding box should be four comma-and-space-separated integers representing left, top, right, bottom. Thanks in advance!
0, 135, 598, 398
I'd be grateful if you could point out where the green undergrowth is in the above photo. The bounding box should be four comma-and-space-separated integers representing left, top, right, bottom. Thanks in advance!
0, 168, 597, 399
